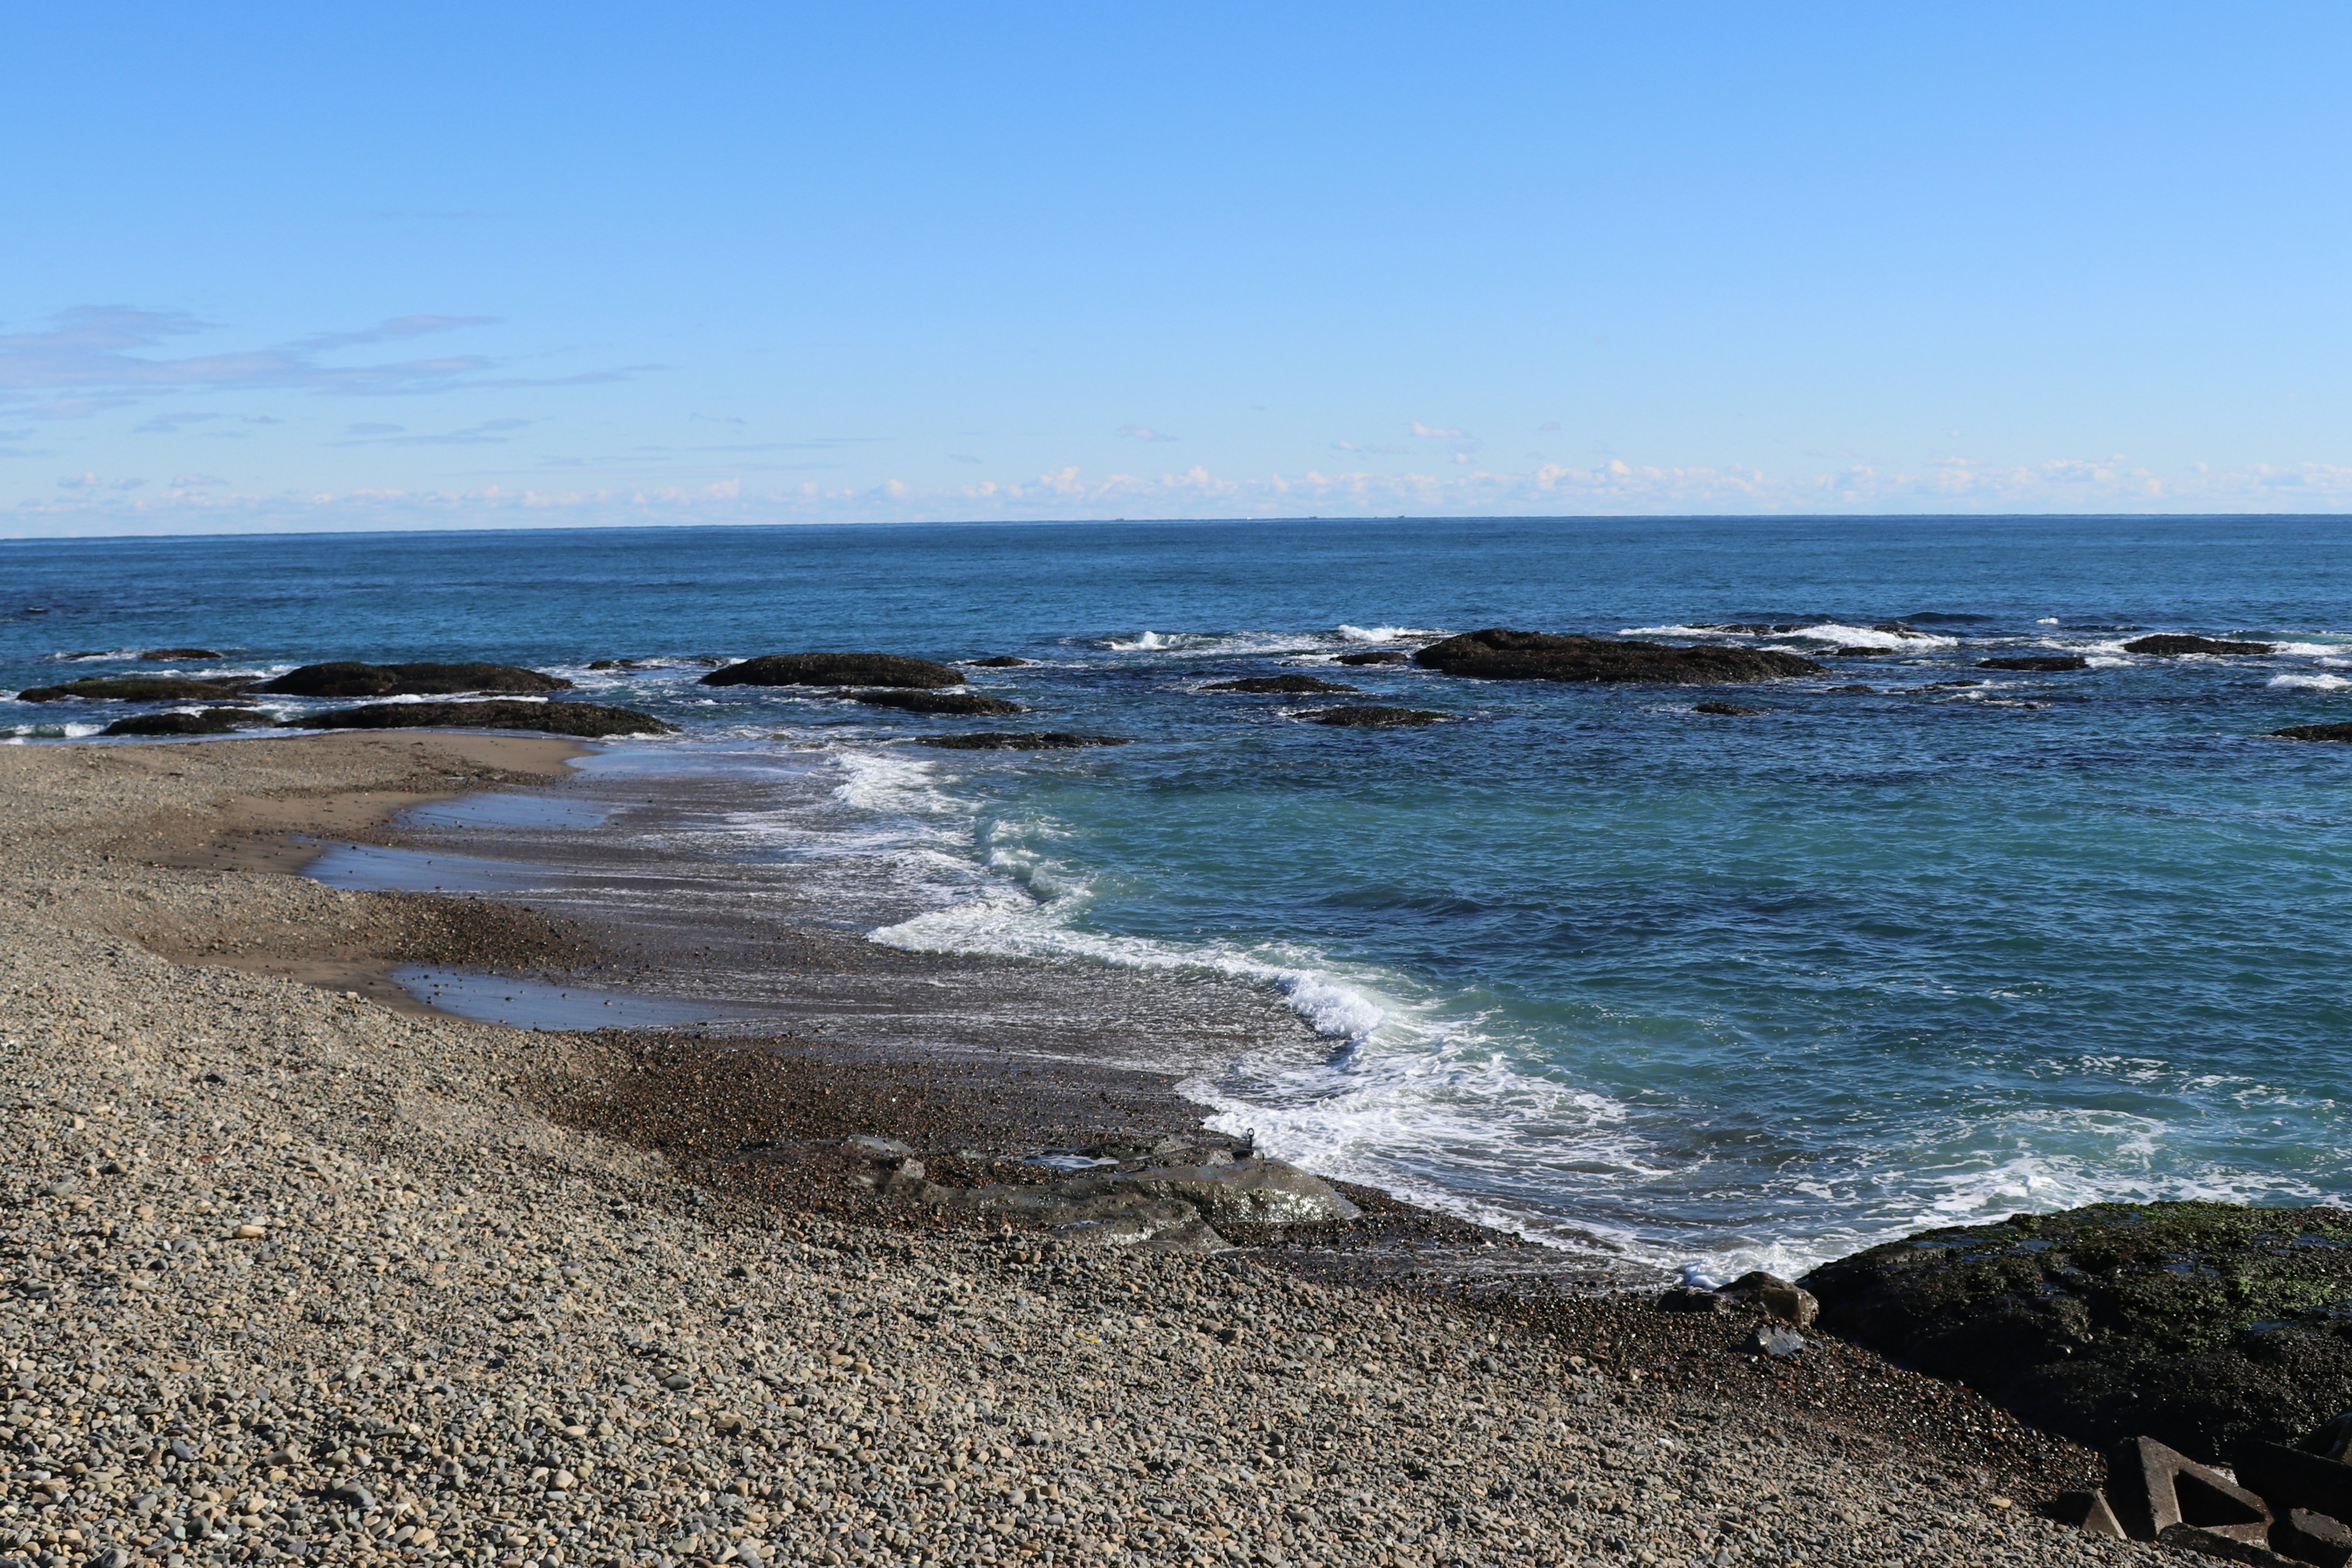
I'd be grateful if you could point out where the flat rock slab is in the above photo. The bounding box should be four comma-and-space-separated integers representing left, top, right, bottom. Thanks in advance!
102, 708, 274, 736
1305, 706, 1449, 728
700, 652, 965, 688
1804, 1200, 2352, 1457
257, 662, 571, 698
286, 700, 677, 738
16, 676, 254, 703
1980, 656, 2091, 671
1205, 675, 1358, 694
2124, 635, 2276, 657
1414, 628, 1825, 685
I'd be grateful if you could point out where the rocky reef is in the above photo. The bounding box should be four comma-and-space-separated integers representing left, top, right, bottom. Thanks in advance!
284, 700, 677, 738
1981, 656, 2091, 671
15, 676, 252, 703
256, 662, 572, 698
701, 653, 965, 688
843, 690, 1022, 716
917, 732, 1130, 750
100, 708, 274, 736
2278, 724, 2352, 744
1414, 628, 1825, 685
1305, 706, 1449, 727
2124, 635, 2276, 657
1204, 675, 1358, 695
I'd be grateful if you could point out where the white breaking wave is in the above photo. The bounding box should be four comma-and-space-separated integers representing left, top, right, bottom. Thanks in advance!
1335, 624, 1434, 643
2272, 673, 2352, 691
1618, 621, 1958, 650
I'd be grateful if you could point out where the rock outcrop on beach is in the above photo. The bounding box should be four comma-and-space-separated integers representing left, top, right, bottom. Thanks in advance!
257, 662, 574, 698
1305, 705, 1449, 727
918, 731, 1130, 749
15, 675, 254, 703
2124, 635, 2277, 657
100, 707, 274, 736
701, 653, 965, 688
1414, 628, 1826, 685
843, 690, 1022, 716
1981, 656, 2091, 671
1204, 675, 1359, 695
1804, 1200, 2352, 1460
2277, 724, 2352, 743
285, 699, 678, 737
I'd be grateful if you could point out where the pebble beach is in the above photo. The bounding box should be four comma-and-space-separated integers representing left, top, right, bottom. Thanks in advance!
0, 733, 2155, 1568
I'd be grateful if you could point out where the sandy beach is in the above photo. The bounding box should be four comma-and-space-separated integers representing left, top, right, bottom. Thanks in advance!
0, 733, 2149, 1568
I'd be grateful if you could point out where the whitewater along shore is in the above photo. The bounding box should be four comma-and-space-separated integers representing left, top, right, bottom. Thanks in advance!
0, 734, 2147, 1568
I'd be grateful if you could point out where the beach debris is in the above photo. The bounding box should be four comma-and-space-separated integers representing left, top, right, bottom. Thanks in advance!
1305, 705, 1449, 728
2105, 1436, 2272, 1546
2123, 634, 2276, 657
2236, 1441, 2352, 1531
256, 660, 573, 697
283, 699, 677, 737
699, 652, 965, 688
1414, 627, 1826, 685
1204, 674, 1359, 694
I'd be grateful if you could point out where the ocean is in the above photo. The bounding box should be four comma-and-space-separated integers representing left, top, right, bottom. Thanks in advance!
6, 514, 2350, 1280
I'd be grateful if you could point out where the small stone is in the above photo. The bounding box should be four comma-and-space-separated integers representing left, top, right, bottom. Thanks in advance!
232, 1223, 266, 1240
551, 1470, 578, 1492
1656, 1286, 1729, 1315
661, 1373, 693, 1392
1750, 1325, 1804, 1359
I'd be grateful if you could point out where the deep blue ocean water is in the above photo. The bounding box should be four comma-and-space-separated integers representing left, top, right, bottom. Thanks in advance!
7, 515, 2350, 1277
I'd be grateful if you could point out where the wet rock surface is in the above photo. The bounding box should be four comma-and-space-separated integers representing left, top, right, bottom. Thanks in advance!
1304, 706, 1449, 727
15, 677, 254, 704
257, 663, 573, 699
1981, 656, 2093, 671
2122, 636, 2277, 657
1692, 701, 1763, 717
2277, 725, 2352, 744
1202, 676, 1357, 695
1333, 650, 1409, 666
699, 654, 965, 689
915, 733, 1131, 750
135, 649, 225, 662
839, 690, 1022, 717
1415, 628, 1826, 685
100, 709, 274, 737
965, 657, 1032, 668
1805, 1201, 2352, 1459
285, 701, 679, 738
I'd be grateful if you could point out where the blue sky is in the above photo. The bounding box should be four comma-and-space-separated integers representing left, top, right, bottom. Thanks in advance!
6, 2, 2350, 535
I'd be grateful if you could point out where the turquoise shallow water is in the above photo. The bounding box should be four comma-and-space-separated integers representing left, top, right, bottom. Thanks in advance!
6, 515, 2350, 1276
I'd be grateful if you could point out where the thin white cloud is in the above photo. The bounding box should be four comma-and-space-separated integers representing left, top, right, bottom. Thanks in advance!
1118, 424, 1178, 442
1410, 421, 1466, 439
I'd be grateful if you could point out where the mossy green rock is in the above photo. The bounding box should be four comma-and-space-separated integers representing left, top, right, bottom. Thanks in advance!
1804, 1201, 2352, 1460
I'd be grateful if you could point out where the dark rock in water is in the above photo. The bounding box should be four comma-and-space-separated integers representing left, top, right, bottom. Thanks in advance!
1871, 621, 1928, 639
1305, 705, 1449, 728
968, 655, 1032, 668
1830, 646, 1890, 657
16, 676, 252, 703
284, 700, 677, 737
918, 731, 1129, 750
843, 690, 1021, 716
101, 708, 270, 736
1692, 701, 1763, 716
137, 647, 224, 661
2125, 635, 2276, 657
257, 662, 571, 698
589, 659, 622, 670
1205, 674, 1358, 694
1981, 655, 2090, 671
1804, 1200, 2352, 1457
1336, 650, 1409, 665
1830, 684, 1876, 693
700, 652, 965, 688
2278, 725, 2352, 744
1414, 628, 1825, 685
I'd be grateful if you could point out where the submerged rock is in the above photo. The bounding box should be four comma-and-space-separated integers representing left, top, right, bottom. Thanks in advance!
1415, 628, 1825, 685
101, 708, 271, 736
843, 690, 1022, 715
967, 655, 1033, 668
284, 700, 677, 737
16, 676, 252, 703
918, 731, 1130, 750
1692, 701, 1764, 716
1305, 705, 1448, 727
1205, 674, 1359, 694
2124, 635, 2276, 657
1804, 1200, 2352, 1457
137, 647, 224, 661
1336, 650, 1409, 665
701, 652, 965, 688
1980, 655, 2091, 671
257, 662, 572, 698
2278, 724, 2352, 744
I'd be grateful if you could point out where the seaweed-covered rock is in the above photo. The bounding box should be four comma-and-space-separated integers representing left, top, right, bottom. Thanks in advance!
1305, 705, 1449, 728
1415, 628, 1825, 685
1803, 1202, 2352, 1458
918, 732, 1129, 750
257, 662, 572, 698
701, 653, 965, 689
1981, 655, 2091, 671
137, 648, 224, 661
16, 676, 252, 703
284, 700, 677, 738
2125, 635, 2276, 657
2278, 725, 2352, 744
1205, 674, 1358, 695
1336, 650, 1409, 666
843, 690, 1021, 716
101, 708, 271, 736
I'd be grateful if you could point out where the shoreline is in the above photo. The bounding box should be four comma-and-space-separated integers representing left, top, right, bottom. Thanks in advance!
0, 733, 2141, 1568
